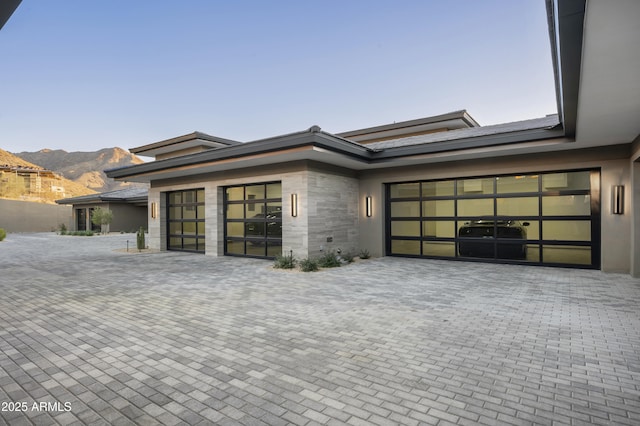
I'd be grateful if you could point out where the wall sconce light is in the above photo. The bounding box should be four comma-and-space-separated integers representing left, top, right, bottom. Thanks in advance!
612, 185, 624, 215
365, 196, 372, 217
291, 193, 298, 217
151, 202, 157, 219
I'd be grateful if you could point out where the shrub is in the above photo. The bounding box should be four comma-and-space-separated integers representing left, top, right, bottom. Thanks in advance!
341, 252, 355, 263
274, 252, 296, 269
58, 223, 67, 235
299, 257, 319, 272
91, 207, 113, 234
0, 228, 6, 241
136, 227, 146, 250
359, 249, 371, 259
318, 251, 341, 268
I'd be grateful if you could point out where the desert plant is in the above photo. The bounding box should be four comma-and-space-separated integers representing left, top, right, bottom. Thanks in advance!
318, 250, 341, 268
274, 251, 296, 269
0, 228, 6, 241
341, 252, 355, 263
67, 230, 93, 236
359, 249, 371, 259
299, 257, 319, 272
91, 207, 113, 234
58, 223, 68, 235
136, 227, 146, 251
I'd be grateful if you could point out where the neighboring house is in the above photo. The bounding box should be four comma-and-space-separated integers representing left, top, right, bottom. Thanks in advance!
1, 165, 66, 201
106, 0, 640, 276
57, 187, 148, 233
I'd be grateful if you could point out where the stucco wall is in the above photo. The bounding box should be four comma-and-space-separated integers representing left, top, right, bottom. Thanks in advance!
70, 203, 147, 233
109, 204, 147, 233
630, 138, 640, 277
0, 199, 72, 232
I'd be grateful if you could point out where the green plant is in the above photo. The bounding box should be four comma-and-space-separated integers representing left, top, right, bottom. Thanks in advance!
136, 227, 146, 251
341, 252, 355, 263
58, 223, 67, 235
318, 250, 341, 268
359, 249, 371, 259
0, 228, 6, 242
274, 251, 296, 269
91, 207, 113, 234
299, 257, 319, 272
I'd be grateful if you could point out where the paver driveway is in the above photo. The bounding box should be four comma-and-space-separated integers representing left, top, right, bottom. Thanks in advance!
1, 233, 640, 425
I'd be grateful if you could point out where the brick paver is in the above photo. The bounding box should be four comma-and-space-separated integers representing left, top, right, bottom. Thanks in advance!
1, 233, 640, 425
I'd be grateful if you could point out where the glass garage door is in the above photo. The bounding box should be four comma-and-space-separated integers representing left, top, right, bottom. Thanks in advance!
224, 182, 282, 258
386, 170, 600, 268
167, 189, 205, 253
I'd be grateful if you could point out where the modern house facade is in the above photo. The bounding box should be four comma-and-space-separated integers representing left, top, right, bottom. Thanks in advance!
56, 187, 148, 233
106, 0, 640, 276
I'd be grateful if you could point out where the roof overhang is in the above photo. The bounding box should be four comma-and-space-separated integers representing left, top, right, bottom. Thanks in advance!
57, 190, 148, 206
107, 123, 568, 183
0, 0, 21, 31
571, 0, 640, 146
549, 0, 640, 146
130, 131, 241, 159
336, 110, 480, 143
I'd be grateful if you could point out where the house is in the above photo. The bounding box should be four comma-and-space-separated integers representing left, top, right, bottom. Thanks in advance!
56, 187, 148, 233
106, 0, 640, 276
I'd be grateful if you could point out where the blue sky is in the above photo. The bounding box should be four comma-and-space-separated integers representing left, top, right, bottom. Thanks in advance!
1, 1, 556, 154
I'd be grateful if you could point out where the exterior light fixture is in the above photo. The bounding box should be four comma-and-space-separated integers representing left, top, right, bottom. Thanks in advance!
365, 196, 372, 217
612, 185, 624, 214
151, 202, 157, 219
291, 193, 298, 217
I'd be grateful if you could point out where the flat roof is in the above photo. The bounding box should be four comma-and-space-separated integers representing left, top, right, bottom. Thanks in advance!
130, 131, 241, 158
57, 187, 148, 205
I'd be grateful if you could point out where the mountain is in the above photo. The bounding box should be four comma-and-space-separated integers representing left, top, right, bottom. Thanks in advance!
14, 147, 146, 192
0, 148, 96, 203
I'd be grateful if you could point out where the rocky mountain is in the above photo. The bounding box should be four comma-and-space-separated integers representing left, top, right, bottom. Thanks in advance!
14, 147, 146, 192
0, 148, 97, 203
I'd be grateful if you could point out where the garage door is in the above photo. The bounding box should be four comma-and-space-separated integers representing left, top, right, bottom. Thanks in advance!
167, 189, 205, 253
224, 182, 282, 258
386, 169, 600, 268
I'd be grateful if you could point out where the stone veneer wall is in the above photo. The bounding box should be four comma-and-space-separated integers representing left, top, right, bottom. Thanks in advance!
305, 167, 360, 258
146, 188, 164, 251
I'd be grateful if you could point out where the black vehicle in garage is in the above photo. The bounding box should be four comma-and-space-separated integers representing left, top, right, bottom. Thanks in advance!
458, 219, 529, 259
245, 210, 282, 239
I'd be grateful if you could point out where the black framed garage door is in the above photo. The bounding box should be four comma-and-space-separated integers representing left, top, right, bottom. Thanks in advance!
167, 189, 205, 253
386, 169, 600, 268
224, 182, 282, 258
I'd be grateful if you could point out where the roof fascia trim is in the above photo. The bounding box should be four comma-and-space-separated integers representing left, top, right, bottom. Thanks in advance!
107, 132, 374, 179
108, 125, 567, 179
369, 127, 567, 161
336, 110, 479, 138
548, 0, 585, 137
129, 131, 241, 154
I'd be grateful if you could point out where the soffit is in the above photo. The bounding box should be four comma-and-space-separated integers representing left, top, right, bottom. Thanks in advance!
575, 0, 640, 146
